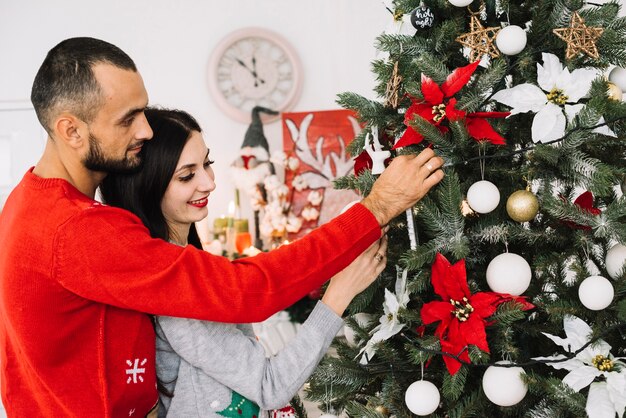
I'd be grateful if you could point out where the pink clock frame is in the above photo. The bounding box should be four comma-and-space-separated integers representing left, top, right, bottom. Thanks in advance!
207, 27, 303, 124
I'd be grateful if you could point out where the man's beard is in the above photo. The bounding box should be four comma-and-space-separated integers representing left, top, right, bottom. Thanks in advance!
83, 132, 143, 174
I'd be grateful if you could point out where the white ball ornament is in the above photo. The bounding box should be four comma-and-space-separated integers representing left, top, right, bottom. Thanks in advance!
605, 244, 626, 279
482, 361, 528, 406
578, 275, 614, 311
495, 25, 527, 55
486, 253, 532, 295
609, 67, 626, 92
448, 0, 473, 6
467, 181, 500, 214
405, 380, 440, 416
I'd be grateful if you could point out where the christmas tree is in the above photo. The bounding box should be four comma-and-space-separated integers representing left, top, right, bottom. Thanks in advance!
305, 1, 626, 417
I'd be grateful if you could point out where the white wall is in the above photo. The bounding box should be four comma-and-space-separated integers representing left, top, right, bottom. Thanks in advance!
0, 0, 386, 225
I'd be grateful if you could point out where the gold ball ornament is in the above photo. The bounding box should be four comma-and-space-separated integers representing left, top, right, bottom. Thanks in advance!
375, 405, 390, 416
607, 82, 623, 101
506, 190, 539, 222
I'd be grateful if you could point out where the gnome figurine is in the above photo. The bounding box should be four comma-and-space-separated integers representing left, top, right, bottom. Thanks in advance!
230, 106, 279, 249
230, 106, 278, 195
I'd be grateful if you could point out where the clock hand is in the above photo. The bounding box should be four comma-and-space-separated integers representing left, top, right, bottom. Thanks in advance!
251, 57, 266, 85
236, 57, 266, 87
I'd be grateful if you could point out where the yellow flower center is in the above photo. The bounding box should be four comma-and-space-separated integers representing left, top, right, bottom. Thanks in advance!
450, 297, 474, 322
394, 9, 404, 21
592, 354, 614, 372
387, 313, 394, 321
546, 88, 569, 106
432, 103, 447, 123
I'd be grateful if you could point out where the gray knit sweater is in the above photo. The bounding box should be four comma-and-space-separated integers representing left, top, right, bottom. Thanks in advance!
155, 301, 343, 418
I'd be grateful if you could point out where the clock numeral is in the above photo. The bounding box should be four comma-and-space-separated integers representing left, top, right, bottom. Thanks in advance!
278, 72, 292, 81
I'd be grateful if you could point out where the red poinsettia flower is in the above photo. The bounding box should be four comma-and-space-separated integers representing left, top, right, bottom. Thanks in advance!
393, 61, 510, 149
420, 253, 534, 375
563, 191, 601, 230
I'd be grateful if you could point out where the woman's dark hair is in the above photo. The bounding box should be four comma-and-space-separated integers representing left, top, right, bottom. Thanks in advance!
100, 107, 205, 398
100, 107, 203, 248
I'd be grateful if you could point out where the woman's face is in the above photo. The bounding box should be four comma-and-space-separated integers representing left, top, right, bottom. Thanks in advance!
161, 131, 216, 239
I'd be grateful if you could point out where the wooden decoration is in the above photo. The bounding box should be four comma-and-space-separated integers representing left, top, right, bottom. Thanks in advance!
384, 61, 403, 109
553, 12, 603, 59
456, 11, 500, 62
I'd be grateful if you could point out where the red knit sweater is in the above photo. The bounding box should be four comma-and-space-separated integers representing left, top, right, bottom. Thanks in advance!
0, 170, 381, 417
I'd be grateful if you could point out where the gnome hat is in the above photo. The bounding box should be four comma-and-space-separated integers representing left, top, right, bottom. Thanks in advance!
242, 106, 279, 151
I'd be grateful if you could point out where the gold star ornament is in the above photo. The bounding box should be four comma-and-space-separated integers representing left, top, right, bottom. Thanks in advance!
553, 12, 603, 59
456, 12, 500, 62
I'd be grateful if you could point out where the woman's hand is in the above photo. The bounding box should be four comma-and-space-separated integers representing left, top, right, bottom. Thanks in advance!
322, 234, 388, 316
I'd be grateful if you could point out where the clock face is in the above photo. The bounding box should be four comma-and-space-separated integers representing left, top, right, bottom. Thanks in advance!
208, 28, 303, 123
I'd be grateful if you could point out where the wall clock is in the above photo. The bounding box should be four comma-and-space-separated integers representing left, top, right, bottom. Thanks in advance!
208, 27, 303, 123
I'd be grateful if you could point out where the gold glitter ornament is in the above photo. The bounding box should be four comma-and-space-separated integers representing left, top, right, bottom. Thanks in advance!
375, 405, 390, 416
456, 11, 500, 62
553, 12, 603, 60
607, 82, 623, 101
506, 190, 539, 222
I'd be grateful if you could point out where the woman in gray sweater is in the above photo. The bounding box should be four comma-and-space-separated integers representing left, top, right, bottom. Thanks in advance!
100, 108, 388, 418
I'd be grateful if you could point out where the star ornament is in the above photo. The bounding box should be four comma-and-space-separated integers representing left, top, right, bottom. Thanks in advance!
420, 253, 534, 375
456, 13, 500, 62
553, 12, 603, 60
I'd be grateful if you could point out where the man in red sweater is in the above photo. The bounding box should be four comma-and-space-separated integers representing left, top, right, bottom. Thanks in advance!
0, 37, 444, 417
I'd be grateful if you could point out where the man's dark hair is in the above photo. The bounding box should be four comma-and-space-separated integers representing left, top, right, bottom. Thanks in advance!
31, 37, 137, 134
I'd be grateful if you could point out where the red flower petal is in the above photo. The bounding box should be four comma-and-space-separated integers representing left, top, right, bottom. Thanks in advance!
421, 301, 453, 325
445, 98, 466, 121
430, 253, 452, 299
461, 315, 490, 353
470, 292, 502, 318
421, 73, 444, 105
392, 127, 424, 149
470, 111, 510, 119
574, 191, 601, 215
495, 294, 535, 311
415, 105, 437, 124
441, 340, 469, 375
353, 150, 372, 176
466, 117, 507, 145
444, 257, 471, 301
441, 60, 480, 97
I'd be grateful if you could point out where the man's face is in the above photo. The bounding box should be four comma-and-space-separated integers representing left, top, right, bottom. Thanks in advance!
81, 63, 152, 174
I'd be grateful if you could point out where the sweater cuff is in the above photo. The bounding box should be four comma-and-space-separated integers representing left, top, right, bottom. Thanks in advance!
334, 202, 381, 235
303, 301, 344, 340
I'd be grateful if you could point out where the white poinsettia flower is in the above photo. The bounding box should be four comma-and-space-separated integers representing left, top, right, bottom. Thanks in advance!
359, 269, 409, 364
533, 315, 626, 418
381, 1, 416, 36
307, 190, 323, 206
292, 175, 308, 191
492, 53, 600, 143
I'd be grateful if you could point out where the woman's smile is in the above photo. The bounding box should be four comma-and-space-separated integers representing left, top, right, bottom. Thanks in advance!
188, 197, 208, 208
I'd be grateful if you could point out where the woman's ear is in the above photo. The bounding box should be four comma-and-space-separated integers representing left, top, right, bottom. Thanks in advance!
53, 113, 86, 149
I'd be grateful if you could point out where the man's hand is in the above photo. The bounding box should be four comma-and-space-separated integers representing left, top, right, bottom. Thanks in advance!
361, 148, 444, 226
